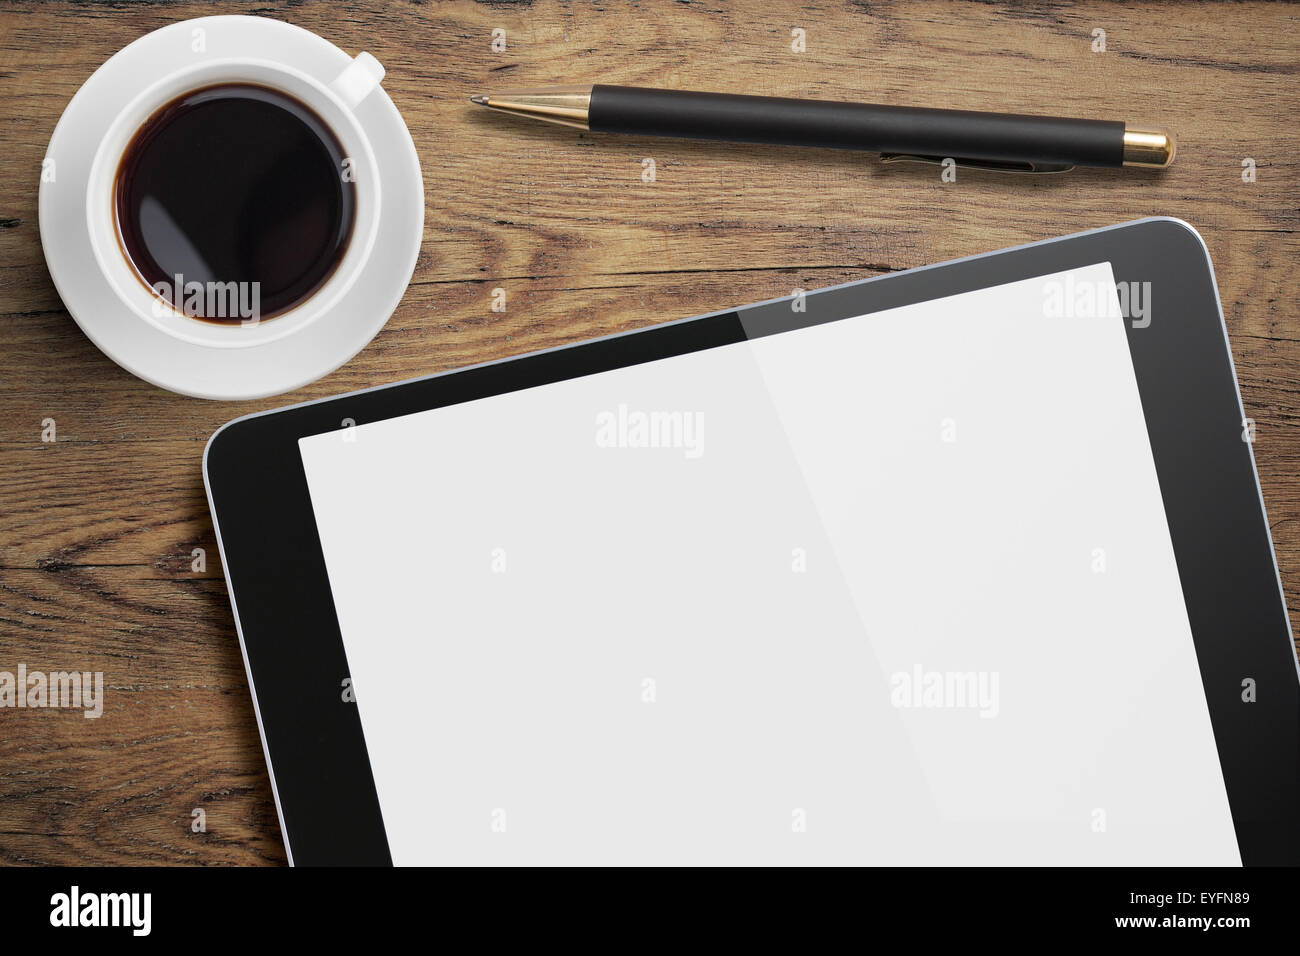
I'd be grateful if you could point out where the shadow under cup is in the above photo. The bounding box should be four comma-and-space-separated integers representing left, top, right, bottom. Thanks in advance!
113, 82, 357, 327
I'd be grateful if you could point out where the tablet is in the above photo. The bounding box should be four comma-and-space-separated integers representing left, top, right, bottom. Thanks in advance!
205, 218, 1300, 866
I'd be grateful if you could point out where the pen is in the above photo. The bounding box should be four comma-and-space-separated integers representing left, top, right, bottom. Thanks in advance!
469, 85, 1176, 173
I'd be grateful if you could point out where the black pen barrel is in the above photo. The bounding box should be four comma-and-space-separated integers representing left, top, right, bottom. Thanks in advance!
588, 85, 1126, 167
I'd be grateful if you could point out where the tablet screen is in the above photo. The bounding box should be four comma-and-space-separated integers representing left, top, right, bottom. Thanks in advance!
298, 261, 1240, 865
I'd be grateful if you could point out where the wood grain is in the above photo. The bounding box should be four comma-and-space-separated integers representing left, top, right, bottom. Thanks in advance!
1, 0, 1297, 865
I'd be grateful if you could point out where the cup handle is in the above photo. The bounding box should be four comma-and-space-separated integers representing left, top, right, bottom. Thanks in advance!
329, 52, 385, 111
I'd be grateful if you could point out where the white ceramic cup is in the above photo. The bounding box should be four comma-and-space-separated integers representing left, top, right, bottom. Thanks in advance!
84, 52, 386, 349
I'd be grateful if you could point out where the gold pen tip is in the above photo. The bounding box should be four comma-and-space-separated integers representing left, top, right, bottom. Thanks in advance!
461, 88, 593, 130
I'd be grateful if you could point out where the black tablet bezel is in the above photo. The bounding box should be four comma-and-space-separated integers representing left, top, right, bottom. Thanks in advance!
204, 218, 1300, 866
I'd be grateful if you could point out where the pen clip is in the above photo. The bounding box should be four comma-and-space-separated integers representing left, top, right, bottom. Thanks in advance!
879, 153, 1075, 174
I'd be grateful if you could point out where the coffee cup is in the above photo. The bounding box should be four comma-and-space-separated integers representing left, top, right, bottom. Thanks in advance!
41, 15, 424, 399
84, 52, 386, 349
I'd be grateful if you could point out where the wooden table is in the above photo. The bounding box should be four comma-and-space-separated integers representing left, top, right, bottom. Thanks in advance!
1, 0, 1296, 865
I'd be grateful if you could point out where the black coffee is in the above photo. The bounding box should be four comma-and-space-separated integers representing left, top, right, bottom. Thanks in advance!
115, 83, 355, 322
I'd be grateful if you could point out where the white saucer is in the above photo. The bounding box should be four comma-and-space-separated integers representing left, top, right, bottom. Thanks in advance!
39, 16, 423, 401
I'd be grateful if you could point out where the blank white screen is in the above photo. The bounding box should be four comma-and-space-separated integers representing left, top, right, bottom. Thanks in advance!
299, 262, 1239, 865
